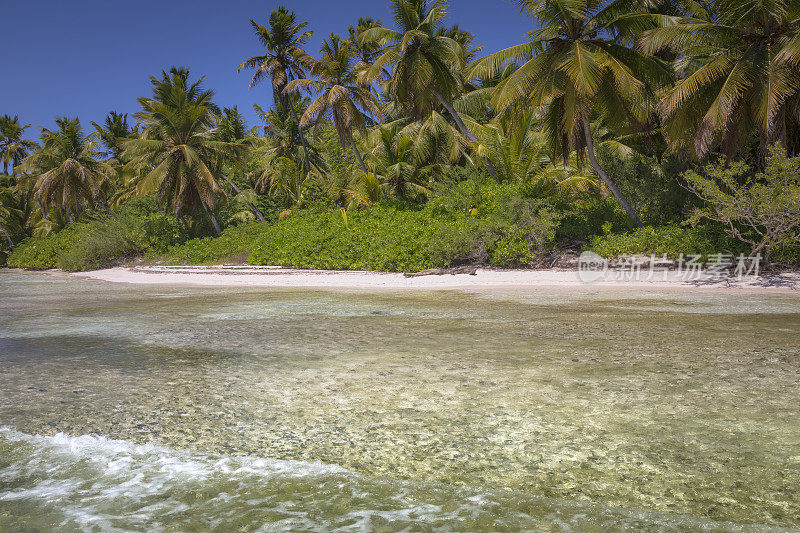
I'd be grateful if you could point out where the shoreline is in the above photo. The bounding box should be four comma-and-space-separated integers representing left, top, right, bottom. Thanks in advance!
61, 265, 800, 293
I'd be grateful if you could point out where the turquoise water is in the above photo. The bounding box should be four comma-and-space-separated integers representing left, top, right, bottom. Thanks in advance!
1, 270, 799, 531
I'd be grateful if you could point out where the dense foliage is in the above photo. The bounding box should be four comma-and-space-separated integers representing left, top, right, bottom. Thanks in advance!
683, 147, 800, 262
3, 0, 800, 271
7, 198, 185, 271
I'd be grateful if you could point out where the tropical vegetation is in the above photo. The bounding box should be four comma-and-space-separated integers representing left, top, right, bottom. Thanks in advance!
3, 0, 800, 270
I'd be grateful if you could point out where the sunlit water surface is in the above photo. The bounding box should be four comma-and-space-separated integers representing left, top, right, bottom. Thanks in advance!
1, 270, 799, 531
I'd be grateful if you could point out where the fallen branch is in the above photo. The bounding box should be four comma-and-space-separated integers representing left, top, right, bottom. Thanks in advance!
403, 265, 478, 278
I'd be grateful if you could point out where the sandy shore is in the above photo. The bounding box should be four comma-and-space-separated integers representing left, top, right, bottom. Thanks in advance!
71, 265, 800, 292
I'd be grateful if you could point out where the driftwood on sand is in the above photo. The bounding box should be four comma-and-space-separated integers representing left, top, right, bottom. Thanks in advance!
403, 266, 478, 278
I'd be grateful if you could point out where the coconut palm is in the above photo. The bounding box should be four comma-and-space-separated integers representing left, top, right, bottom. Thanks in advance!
360, 0, 499, 180
469, 110, 557, 184
469, 110, 606, 196
91, 111, 135, 162
255, 156, 314, 206
349, 17, 385, 64
362, 122, 432, 200
641, 0, 800, 158
0, 115, 38, 175
22, 117, 112, 222
214, 106, 251, 143
238, 6, 314, 107
287, 33, 383, 173
122, 69, 243, 234
468, 0, 671, 225
252, 98, 325, 172
397, 110, 466, 167
238, 6, 314, 172
438, 25, 483, 79
212, 106, 267, 222
0, 184, 22, 249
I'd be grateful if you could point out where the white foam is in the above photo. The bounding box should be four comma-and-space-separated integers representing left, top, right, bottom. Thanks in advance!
0, 426, 345, 480
0, 427, 787, 532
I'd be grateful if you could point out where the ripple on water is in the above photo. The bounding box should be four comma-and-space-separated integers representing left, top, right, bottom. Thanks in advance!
1, 428, 790, 532
1, 270, 799, 530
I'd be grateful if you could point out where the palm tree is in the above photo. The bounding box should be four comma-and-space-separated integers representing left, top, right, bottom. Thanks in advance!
91, 111, 135, 162
92, 112, 136, 162
362, 122, 431, 200
255, 156, 313, 206
286, 34, 383, 173
238, 6, 314, 172
470, 110, 557, 184
438, 24, 483, 79
214, 106, 251, 143
349, 17, 385, 64
360, 0, 499, 180
468, 0, 671, 225
0, 184, 22, 249
404, 110, 466, 167
90, 112, 136, 207
213, 106, 266, 222
22, 117, 112, 223
252, 98, 325, 174
123, 69, 243, 234
641, 0, 800, 158
468, 110, 604, 195
0, 115, 38, 175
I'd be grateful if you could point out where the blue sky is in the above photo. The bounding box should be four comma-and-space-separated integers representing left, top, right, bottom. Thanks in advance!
2, 1, 531, 139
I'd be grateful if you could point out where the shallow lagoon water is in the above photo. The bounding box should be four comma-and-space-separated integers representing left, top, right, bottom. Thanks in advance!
1, 270, 799, 531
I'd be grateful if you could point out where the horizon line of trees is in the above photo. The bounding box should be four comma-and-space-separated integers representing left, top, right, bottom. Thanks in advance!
1, 0, 799, 253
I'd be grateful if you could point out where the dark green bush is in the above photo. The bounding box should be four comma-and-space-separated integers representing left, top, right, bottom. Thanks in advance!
588, 224, 745, 260
772, 246, 800, 265
155, 222, 268, 265
7, 229, 81, 270
7, 202, 188, 271
596, 146, 697, 225
247, 192, 569, 271
557, 197, 631, 241
249, 206, 451, 271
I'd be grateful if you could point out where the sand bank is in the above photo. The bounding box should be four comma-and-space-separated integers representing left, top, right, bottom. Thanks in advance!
71, 265, 800, 292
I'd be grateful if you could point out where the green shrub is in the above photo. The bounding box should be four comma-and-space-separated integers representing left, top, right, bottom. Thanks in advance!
56, 215, 144, 271
683, 145, 800, 262
596, 146, 697, 225
249, 206, 451, 272
491, 228, 532, 267
249, 205, 499, 272
492, 206, 563, 266
247, 196, 568, 271
156, 222, 268, 265
772, 246, 800, 265
557, 197, 631, 241
7, 203, 189, 271
588, 224, 744, 260
7, 229, 81, 270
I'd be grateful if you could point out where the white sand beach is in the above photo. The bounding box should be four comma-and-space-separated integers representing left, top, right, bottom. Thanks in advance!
70, 265, 800, 292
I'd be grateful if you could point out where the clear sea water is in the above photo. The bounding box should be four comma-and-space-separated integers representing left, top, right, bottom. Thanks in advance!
1, 270, 799, 531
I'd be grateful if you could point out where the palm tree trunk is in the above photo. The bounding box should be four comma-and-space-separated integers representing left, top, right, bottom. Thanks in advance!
581, 115, 643, 227
2, 161, 7, 176
288, 101, 312, 174
222, 174, 266, 222
348, 130, 369, 174
433, 89, 500, 182
200, 200, 222, 236
209, 212, 222, 235
0, 222, 14, 250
